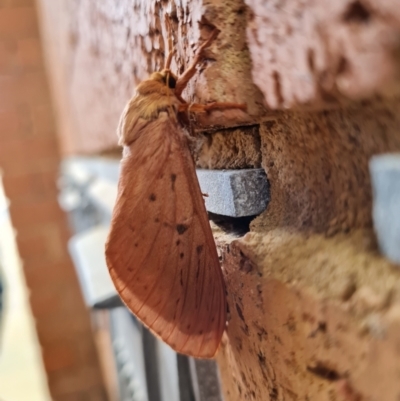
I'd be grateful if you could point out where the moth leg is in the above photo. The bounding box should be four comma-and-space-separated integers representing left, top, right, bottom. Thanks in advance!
164, 16, 175, 69
175, 29, 220, 96
178, 102, 247, 113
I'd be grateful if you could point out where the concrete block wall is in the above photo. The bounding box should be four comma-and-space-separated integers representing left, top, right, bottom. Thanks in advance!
0, 0, 107, 399
36, 0, 400, 400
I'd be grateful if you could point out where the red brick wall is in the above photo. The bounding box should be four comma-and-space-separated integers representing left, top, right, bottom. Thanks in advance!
0, 1, 107, 399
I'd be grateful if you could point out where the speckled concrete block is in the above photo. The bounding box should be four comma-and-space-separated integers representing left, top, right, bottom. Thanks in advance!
197, 169, 269, 217
370, 154, 400, 265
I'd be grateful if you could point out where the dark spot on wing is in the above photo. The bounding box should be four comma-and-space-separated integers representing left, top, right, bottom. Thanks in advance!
171, 174, 177, 191
155, 217, 160, 223
186, 324, 191, 330
180, 252, 184, 259
134, 243, 138, 247
149, 193, 156, 201
196, 262, 200, 279
176, 224, 188, 235
199, 330, 203, 335
176, 240, 180, 246
196, 245, 204, 254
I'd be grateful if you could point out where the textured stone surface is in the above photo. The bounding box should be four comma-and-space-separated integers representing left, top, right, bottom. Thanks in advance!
370, 154, 400, 265
215, 229, 400, 401
254, 101, 400, 235
196, 125, 262, 169
246, 0, 400, 109
197, 100, 400, 235
197, 169, 269, 217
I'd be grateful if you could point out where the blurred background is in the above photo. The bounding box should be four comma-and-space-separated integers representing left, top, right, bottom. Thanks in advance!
0, 0, 111, 399
0, 183, 51, 401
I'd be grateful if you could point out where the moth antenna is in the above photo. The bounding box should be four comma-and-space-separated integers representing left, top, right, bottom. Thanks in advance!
175, 28, 220, 96
164, 15, 175, 69
163, 15, 177, 119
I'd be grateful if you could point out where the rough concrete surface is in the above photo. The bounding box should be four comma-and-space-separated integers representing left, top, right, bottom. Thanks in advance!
36, 0, 400, 400
255, 101, 400, 234
246, 0, 400, 109
196, 125, 262, 169
198, 100, 400, 235
215, 229, 400, 401
197, 169, 269, 217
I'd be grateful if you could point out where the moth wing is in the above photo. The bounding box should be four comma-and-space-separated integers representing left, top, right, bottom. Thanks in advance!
105, 114, 227, 358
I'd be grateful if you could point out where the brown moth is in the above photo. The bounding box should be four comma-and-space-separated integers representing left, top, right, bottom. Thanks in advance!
105, 22, 246, 358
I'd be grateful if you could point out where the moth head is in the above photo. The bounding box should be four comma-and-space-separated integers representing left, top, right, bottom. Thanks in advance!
151, 69, 177, 89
